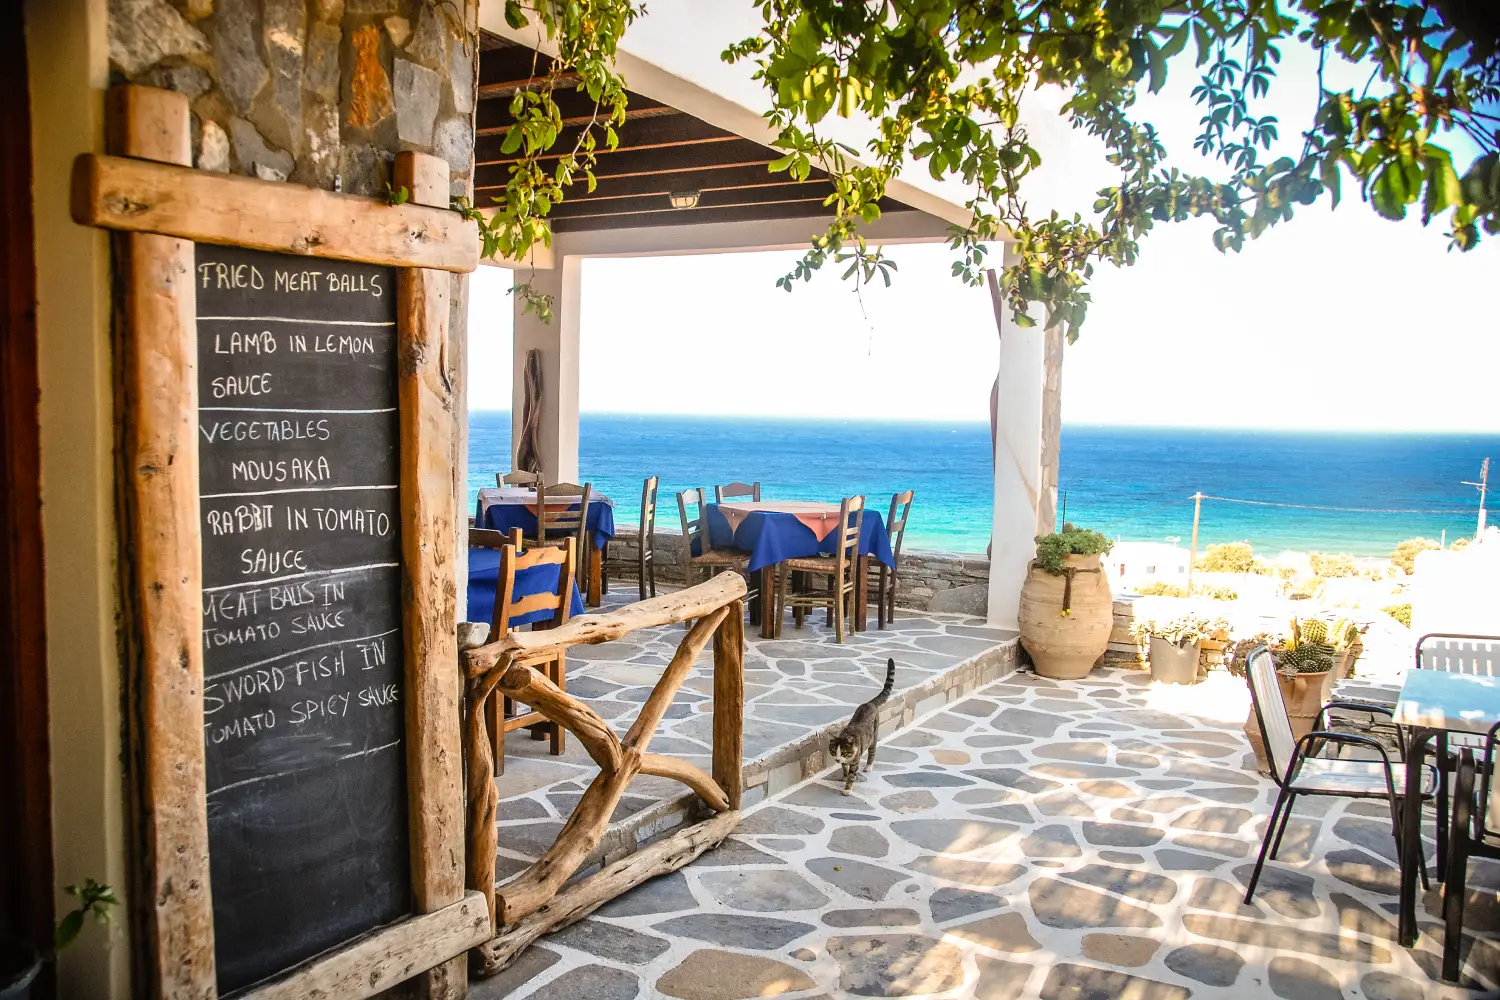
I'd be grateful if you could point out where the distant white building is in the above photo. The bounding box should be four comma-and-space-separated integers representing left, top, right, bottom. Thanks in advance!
1105, 541, 1191, 593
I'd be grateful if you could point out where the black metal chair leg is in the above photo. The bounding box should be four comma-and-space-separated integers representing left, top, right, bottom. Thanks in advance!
1444, 749, 1475, 982
1269, 792, 1297, 859
1436, 731, 1450, 881
1245, 785, 1291, 903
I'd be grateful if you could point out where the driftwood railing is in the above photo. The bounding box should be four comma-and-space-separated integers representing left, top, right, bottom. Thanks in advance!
462, 573, 747, 974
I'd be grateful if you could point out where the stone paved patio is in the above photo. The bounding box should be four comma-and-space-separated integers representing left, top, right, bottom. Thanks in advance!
475, 663, 1500, 999
490, 595, 1018, 878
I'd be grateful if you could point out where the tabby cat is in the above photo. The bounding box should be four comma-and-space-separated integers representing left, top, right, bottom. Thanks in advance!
829, 658, 896, 794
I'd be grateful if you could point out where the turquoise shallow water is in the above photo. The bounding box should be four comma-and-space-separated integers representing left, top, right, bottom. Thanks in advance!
466, 412, 1496, 557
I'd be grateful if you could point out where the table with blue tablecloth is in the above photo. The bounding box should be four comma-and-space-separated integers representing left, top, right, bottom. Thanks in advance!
466, 546, 584, 630
704, 500, 893, 635
475, 486, 615, 604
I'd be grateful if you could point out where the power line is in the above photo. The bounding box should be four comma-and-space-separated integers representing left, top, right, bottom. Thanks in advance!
1198, 494, 1473, 515
1094, 495, 1196, 527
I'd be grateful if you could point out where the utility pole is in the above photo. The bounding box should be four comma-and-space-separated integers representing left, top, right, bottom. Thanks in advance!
1188, 492, 1203, 592
1463, 459, 1490, 537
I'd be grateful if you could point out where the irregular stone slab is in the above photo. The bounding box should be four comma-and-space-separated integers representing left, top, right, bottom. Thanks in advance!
1034, 762, 1141, 780
830, 825, 890, 858
973, 955, 1033, 1000
993, 707, 1068, 737
736, 806, 825, 835
1130, 796, 1199, 814
756, 837, 804, 852
1164, 943, 1244, 987
879, 790, 937, 814
906, 855, 1026, 887
499, 820, 565, 857
549, 920, 669, 964
932, 748, 973, 764
1333, 816, 1400, 863
657, 949, 816, 1000
1081, 933, 1159, 967
518, 964, 639, 1000
1098, 851, 1144, 865
1163, 740, 1237, 758
1272, 817, 1321, 865
651, 914, 815, 951
1138, 778, 1192, 790
1028, 878, 1163, 930
1020, 824, 1082, 858
1155, 849, 1223, 871
1114, 709, 1194, 729
1331, 892, 1398, 941
696, 839, 784, 867
954, 787, 1024, 805
952, 699, 997, 717
1171, 806, 1252, 834
1035, 741, 1110, 762
1180, 913, 1391, 963
884, 771, 975, 788
827, 934, 966, 997
964, 734, 1033, 748
497, 796, 549, 820
1039, 964, 1188, 1000
1063, 864, 1177, 904
1360, 971, 1428, 1000
1268, 955, 1343, 1000
1230, 863, 1320, 918
875, 746, 919, 763
890, 818, 1017, 853
1193, 785, 1258, 804
1078, 779, 1136, 799
1325, 847, 1400, 895
924, 712, 976, 733
1111, 807, 1159, 824
471, 944, 560, 999
1033, 698, 1089, 714
980, 749, 1027, 766
1164, 761, 1255, 785
596, 870, 699, 918
1081, 822, 1164, 847
929, 886, 1004, 923
807, 857, 909, 901
1171, 832, 1251, 857
699, 870, 829, 912
821, 907, 921, 928
948, 912, 1042, 953
975, 804, 1035, 824
889, 729, 943, 748
785, 782, 872, 809
1116, 752, 1162, 769
1036, 792, 1096, 818
1187, 877, 1265, 917
832, 812, 879, 822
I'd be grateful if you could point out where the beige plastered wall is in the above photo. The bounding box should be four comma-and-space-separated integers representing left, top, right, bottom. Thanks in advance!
25, 0, 131, 995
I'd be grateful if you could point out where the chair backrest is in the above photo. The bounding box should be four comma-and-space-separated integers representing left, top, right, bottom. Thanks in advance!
498, 469, 540, 487
833, 494, 866, 586
715, 481, 761, 503
1482, 722, 1500, 838
1245, 646, 1297, 783
494, 536, 576, 638
677, 487, 708, 555
469, 526, 522, 550
885, 490, 914, 564
640, 476, 659, 538
1416, 633, 1500, 676
536, 481, 591, 542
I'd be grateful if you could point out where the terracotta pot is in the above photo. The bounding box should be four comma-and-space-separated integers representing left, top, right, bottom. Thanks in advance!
1149, 637, 1201, 685
1019, 553, 1112, 680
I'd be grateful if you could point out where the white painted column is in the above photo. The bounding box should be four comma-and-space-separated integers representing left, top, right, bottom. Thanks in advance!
511, 257, 581, 483
986, 247, 1046, 629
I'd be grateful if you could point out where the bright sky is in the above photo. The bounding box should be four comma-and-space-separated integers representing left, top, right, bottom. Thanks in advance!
467, 40, 1500, 432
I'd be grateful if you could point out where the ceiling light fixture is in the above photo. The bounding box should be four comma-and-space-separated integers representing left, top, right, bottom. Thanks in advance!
668, 190, 701, 209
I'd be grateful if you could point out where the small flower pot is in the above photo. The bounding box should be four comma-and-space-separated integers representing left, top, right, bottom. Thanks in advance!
1148, 637, 1201, 685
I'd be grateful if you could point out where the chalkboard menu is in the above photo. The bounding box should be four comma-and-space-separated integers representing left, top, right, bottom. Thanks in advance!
195, 245, 409, 993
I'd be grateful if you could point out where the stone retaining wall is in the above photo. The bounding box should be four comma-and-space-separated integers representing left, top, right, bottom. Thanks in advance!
605, 527, 991, 615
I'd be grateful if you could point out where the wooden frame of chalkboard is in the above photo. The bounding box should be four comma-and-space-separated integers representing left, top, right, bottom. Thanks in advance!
75, 84, 488, 999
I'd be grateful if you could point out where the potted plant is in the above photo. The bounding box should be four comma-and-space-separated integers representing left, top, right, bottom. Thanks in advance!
1229, 617, 1367, 774
2, 879, 117, 999
1019, 524, 1114, 680
1130, 613, 1230, 685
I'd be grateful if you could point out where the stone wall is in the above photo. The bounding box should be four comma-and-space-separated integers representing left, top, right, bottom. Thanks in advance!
109, 0, 477, 197
605, 528, 992, 616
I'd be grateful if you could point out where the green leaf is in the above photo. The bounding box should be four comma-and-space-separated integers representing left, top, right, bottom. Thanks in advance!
55, 911, 84, 952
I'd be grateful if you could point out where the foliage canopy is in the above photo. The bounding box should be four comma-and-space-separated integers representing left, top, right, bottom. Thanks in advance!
491, 1, 1499, 336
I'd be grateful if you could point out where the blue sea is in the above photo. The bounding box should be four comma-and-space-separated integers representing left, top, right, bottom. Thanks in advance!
466, 413, 1497, 557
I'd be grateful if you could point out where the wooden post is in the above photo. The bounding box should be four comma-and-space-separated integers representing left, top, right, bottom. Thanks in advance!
110, 84, 218, 999
394, 151, 467, 1000
1188, 492, 1203, 593
712, 597, 745, 809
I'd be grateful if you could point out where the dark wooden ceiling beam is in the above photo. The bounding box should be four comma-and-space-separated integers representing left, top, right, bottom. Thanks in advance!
549, 162, 823, 201
476, 102, 677, 136
473, 137, 778, 191
548, 199, 914, 233
475, 114, 734, 166
477, 44, 555, 88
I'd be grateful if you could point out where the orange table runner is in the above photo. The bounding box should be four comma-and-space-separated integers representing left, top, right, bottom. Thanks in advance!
715, 500, 844, 541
